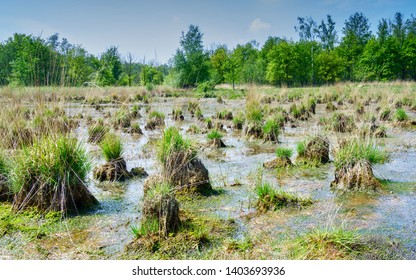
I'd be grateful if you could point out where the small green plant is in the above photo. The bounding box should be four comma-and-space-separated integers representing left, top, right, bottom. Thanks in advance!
157, 127, 195, 165
289, 227, 361, 259
296, 141, 306, 157
276, 147, 293, 158
232, 114, 245, 130
207, 129, 223, 140
262, 119, 279, 142
149, 110, 165, 120
9, 135, 96, 212
334, 138, 388, 169
99, 133, 124, 161
395, 108, 408, 122
255, 182, 312, 212
88, 123, 109, 143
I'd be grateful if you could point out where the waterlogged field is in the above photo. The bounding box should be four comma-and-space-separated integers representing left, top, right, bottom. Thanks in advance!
0, 83, 415, 260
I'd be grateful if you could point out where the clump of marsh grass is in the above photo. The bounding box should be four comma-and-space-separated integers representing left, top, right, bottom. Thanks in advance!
140, 182, 180, 237
243, 89, 264, 138
10, 135, 97, 213
255, 182, 312, 212
327, 113, 355, 133
263, 147, 293, 169
0, 152, 12, 202
172, 109, 184, 121
288, 227, 361, 259
87, 121, 109, 143
99, 133, 123, 162
145, 126, 211, 194
207, 129, 226, 148
296, 136, 330, 166
395, 108, 408, 122
262, 118, 280, 142
331, 137, 388, 191
94, 133, 131, 182
145, 111, 165, 130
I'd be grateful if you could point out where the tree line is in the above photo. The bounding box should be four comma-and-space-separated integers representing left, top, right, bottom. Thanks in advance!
1, 12, 416, 88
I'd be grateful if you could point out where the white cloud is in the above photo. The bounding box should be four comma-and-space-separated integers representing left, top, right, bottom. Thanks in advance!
249, 18, 271, 32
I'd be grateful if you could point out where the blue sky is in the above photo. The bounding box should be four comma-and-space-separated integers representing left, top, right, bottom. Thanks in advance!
1, 0, 415, 63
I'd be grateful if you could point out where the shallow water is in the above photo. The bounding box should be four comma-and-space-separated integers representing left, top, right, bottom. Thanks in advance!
3, 97, 415, 259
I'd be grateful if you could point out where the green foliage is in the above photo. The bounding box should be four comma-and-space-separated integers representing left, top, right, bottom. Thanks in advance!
88, 124, 109, 143
289, 227, 361, 259
196, 81, 215, 93
173, 25, 210, 87
157, 127, 196, 165
255, 182, 312, 212
276, 147, 293, 158
395, 108, 408, 122
207, 129, 223, 140
296, 141, 306, 157
262, 119, 280, 141
334, 138, 389, 169
99, 133, 123, 161
9, 135, 91, 194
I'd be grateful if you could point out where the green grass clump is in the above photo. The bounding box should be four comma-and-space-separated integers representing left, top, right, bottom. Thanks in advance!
9, 135, 96, 212
276, 147, 293, 158
262, 119, 279, 142
255, 182, 312, 212
149, 110, 165, 120
289, 227, 361, 259
157, 127, 195, 165
395, 108, 408, 122
232, 114, 245, 129
334, 138, 388, 169
87, 124, 109, 143
99, 133, 124, 161
296, 141, 306, 157
246, 102, 263, 124
10, 136, 90, 194
207, 129, 223, 140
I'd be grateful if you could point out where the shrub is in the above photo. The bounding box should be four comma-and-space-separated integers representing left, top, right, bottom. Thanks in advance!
99, 133, 124, 162
197, 81, 215, 93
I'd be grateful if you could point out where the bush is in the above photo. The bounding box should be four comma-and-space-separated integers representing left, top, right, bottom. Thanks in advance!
10, 135, 97, 213
99, 133, 124, 162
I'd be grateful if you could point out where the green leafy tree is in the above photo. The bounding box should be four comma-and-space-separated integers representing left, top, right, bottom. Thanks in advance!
173, 25, 209, 87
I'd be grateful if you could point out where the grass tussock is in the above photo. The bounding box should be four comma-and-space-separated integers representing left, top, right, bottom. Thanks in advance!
288, 227, 361, 259
10, 135, 97, 213
99, 133, 124, 162
255, 182, 312, 212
